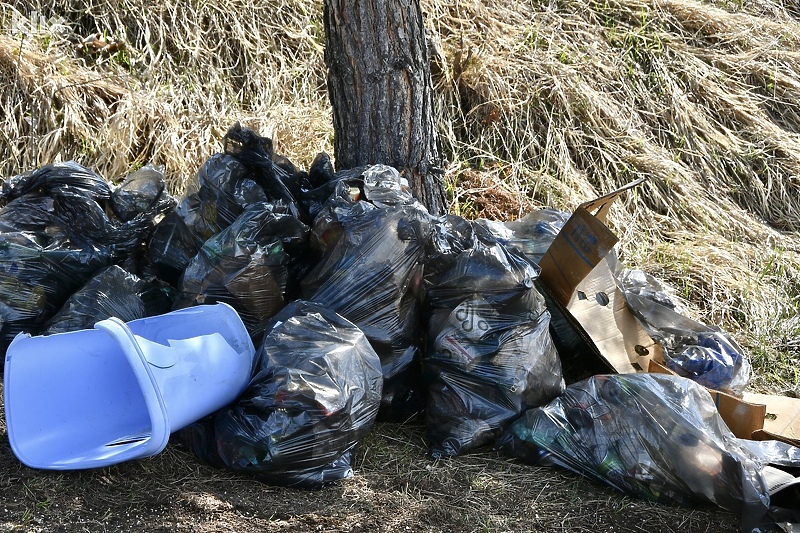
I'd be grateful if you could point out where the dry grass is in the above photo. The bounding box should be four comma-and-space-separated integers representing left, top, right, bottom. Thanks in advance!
0, 0, 332, 192
1, 0, 800, 530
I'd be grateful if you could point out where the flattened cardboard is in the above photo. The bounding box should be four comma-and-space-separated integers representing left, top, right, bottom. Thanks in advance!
538, 207, 619, 307
746, 392, 800, 448
565, 258, 660, 374
538, 178, 800, 447
537, 280, 619, 383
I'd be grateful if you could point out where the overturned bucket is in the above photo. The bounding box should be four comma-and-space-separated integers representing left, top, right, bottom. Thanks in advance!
4, 302, 256, 470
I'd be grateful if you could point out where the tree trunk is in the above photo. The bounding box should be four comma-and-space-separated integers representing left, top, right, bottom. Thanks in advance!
323, 0, 448, 215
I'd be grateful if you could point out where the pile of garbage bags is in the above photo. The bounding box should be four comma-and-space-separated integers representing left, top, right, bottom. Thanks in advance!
2, 122, 798, 530
0, 161, 173, 354
0, 123, 567, 487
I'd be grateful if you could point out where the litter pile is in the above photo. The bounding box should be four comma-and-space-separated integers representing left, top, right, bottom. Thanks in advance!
1, 124, 798, 530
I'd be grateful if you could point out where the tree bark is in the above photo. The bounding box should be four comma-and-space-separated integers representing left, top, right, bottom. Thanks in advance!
323, 0, 448, 215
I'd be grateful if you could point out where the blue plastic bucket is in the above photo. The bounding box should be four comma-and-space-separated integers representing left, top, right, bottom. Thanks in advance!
4, 302, 255, 470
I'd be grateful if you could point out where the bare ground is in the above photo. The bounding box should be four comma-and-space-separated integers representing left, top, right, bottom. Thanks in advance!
0, 383, 740, 533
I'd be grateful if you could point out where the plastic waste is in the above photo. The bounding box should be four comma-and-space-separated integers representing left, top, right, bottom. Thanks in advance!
5, 303, 255, 469
41, 265, 174, 335
615, 267, 752, 395
146, 124, 307, 284
496, 373, 800, 532
0, 162, 153, 355
298, 163, 413, 229
177, 300, 383, 488
301, 152, 419, 221
423, 223, 565, 458
172, 202, 310, 343
477, 208, 570, 265
302, 179, 433, 421
110, 163, 176, 223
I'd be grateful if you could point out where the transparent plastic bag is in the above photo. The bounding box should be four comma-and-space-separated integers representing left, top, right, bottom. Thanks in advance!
477, 208, 570, 265
173, 202, 310, 343
177, 300, 383, 488
423, 226, 565, 458
300, 164, 413, 259
616, 267, 752, 395
496, 373, 800, 532
299, 162, 413, 222
303, 197, 433, 420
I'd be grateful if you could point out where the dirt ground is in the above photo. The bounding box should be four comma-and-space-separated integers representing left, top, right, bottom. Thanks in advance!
0, 380, 741, 533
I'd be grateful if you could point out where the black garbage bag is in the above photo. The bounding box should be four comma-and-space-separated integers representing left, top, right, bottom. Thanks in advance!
222, 123, 307, 220
41, 265, 174, 335
301, 153, 413, 221
177, 300, 383, 488
110, 163, 178, 278
172, 202, 310, 343
496, 373, 800, 533
144, 154, 265, 284
0, 231, 108, 351
110, 163, 176, 223
478, 209, 621, 384
0, 161, 150, 254
146, 124, 307, 284
615, 267, 752, 396
143, 211, 205, 286
4, 160, 111, 201
423, 214, 477, 279
423, 223, 565, 458
302, 193, 433, 421
0, 162, 153, 354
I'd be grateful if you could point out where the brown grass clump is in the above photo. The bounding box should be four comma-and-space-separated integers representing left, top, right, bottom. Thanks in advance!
0, 0, 332, 189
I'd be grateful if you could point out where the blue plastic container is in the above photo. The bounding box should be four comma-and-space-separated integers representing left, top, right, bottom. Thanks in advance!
4, 303, 255, 470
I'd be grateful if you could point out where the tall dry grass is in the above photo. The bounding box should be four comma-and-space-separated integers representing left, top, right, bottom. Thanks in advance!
1, 0, 799, 393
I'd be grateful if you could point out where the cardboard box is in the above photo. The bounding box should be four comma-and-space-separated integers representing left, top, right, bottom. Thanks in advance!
537, 179, 800, 448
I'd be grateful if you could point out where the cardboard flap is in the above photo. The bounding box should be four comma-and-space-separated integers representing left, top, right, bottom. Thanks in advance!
648, 360, 768, 440
578, 177, 647, 223
539, 178, 646, 306
538, 208, 619, 306
744, 392, 800, 448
